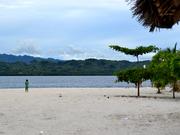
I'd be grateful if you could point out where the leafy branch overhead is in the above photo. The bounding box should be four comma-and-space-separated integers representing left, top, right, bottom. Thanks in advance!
128, 0, 180, 31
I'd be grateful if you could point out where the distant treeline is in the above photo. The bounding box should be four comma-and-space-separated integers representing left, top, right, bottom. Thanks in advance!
0, 59, 150, 76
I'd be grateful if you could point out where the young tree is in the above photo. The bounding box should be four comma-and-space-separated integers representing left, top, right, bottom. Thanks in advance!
110, 45, 158, 96
153, 81, 167, 94
165, 44, 180, 98
109, 45, 158, 62
116, 68, 150, 96
149, 51, 169, 94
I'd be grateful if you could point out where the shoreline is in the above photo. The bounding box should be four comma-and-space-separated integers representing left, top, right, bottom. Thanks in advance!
0, 87, 178, 97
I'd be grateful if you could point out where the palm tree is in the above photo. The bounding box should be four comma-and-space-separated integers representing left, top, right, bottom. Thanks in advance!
166, 43, 180, 98
149, 51, 169, 94
116, 68, 150, 97
174, 51, 180, 83
150, 43, 179, 98
128, 0, 180, 31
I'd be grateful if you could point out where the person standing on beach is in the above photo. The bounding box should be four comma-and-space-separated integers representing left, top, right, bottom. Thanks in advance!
25, 79, 29, 92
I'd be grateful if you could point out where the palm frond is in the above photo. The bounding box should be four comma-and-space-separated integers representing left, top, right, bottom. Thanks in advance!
128, 0, 180, 31
173, 42, 177, 53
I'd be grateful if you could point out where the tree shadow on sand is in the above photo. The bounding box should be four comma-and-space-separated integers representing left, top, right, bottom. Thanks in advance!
112, 95, 180, 100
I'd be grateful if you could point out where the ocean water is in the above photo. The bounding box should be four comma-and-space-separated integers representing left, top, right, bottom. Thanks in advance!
0, 76, 151, 89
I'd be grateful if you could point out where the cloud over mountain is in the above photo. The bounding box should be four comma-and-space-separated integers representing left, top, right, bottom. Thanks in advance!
13, 40, 41, 55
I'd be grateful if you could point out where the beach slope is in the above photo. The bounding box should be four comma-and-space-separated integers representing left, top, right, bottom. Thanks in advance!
0, 88, 180, 135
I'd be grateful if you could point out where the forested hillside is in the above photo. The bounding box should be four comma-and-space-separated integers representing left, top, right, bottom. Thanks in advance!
0, 59, 150, 76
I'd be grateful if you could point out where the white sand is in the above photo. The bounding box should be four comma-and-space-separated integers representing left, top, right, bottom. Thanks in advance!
0, 87, 180, 135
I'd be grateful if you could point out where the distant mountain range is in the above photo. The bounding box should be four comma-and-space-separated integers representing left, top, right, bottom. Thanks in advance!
0, 54, 60, 63
0, 54, 150, 76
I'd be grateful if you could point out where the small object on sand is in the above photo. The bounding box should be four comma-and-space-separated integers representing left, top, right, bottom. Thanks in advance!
104, 95, 106, 97
59, 94, 62, 98
39, 131, 44, 134
124, 117, 129, 120
107, 96, 110, 99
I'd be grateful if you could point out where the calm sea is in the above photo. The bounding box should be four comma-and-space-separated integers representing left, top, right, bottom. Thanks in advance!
0, 76, 151, 89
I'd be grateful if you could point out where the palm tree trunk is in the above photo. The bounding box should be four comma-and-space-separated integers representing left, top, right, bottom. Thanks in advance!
173, 82, 176, 99
137, 82, 140, 97
136, 56, 139, 62
173, 89, 175, 99
157, 88, 161, 94
136, 55, 140, 97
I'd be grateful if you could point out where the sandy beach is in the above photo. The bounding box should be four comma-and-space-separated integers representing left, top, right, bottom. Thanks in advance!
0, 87, 180, 135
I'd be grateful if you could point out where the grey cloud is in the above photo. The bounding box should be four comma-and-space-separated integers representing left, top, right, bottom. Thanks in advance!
13, 40, 41, 55
58, 45, 107, 60
59, 45, 84, 55
58, 45, 84, 60
64, 45, 84, 55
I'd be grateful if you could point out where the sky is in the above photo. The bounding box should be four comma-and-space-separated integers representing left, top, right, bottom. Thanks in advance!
0, 0, 180, 61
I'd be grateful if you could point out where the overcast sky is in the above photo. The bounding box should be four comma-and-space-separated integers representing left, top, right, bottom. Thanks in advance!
0, 0, 179, 61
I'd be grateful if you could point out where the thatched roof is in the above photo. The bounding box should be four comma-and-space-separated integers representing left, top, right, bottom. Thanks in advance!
129, 0, 180, 31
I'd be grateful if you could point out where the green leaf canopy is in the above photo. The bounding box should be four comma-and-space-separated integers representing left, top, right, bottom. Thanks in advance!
109, 45, 158, 61
116, 68, 150, 85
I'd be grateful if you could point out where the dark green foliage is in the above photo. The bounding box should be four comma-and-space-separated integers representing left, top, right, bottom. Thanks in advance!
153, 80, 167, 94
116, 68, 150, 84
116, 68, 150, 96
0, 54, 60, 63
109, 45, 159, 61
0, 59, 150, 76
149, 43, 180, 97
148, 53, 169, 93
174, 51, 180, 78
